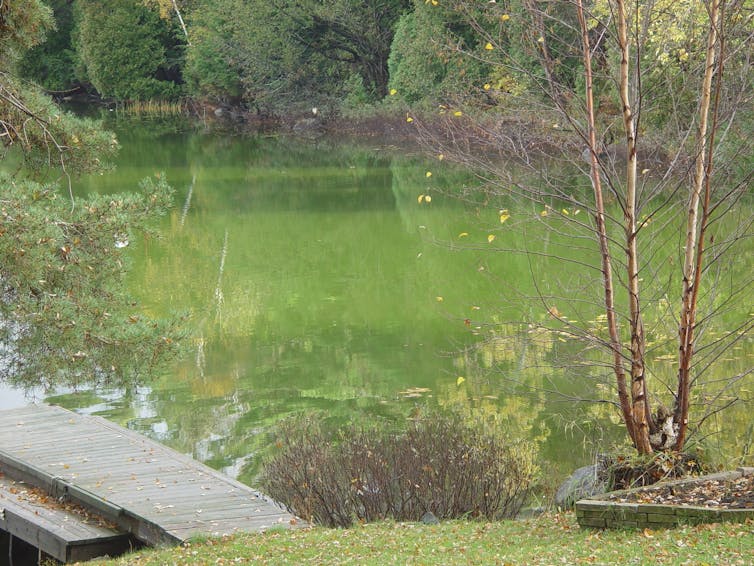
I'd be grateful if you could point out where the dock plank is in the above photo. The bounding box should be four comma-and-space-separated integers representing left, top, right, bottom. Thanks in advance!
0, 474, 134, 562
0, 404, 298, 553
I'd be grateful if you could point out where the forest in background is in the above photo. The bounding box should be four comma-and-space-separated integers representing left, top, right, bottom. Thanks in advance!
18, 0, 751, 136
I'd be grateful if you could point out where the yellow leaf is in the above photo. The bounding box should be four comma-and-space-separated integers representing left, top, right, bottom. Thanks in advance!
562, 208, 569, 215
471, 305, 480, 311
406, 114, 414, 123
389, 88, 397, 96
537, 36, 545, 44
548, 306, 561, 317
438, 153, 444, 161
426, 171, 432, 178
436, 296, 444, 302
456, 376, 466, 386
453, 110, 463, 117
483, 83, 491, 91
487, 234, 496, 243
499, 209, 510, 223
485, 42, 494, 50
425, 195, 432, 203
501, 14, 510, 21
458, 232, 469, 238
540, 209, 548, 217
418, 194, 425, 203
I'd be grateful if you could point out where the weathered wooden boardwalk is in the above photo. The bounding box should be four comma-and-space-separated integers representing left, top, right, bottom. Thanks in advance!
0, 404, 297, 562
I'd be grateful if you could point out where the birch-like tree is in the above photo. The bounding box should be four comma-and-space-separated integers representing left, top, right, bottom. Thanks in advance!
417, 0, 753, 455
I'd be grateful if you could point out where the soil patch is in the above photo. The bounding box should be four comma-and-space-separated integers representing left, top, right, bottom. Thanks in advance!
604, 473, 754, 509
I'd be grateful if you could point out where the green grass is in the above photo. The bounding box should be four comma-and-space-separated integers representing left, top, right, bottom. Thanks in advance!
87, 513, 753, 565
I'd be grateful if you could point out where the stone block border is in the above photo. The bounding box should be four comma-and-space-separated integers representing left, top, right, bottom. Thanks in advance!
575, 466, 754, 529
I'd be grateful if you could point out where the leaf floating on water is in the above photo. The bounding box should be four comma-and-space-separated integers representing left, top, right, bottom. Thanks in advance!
399, 387, 432, 398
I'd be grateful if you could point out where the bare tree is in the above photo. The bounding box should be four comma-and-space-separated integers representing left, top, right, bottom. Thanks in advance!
415, 0, 753, 456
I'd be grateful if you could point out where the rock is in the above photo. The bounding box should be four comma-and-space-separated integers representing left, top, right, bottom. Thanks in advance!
420, 511, 440, 525
555, 464, 608, 509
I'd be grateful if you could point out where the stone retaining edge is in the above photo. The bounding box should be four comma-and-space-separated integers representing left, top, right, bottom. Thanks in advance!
574, 467, 754, 529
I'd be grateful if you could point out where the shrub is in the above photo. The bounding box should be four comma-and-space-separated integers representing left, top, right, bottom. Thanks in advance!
259, 408, 539, 527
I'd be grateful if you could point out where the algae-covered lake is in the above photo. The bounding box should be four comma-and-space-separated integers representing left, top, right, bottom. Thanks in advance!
6, 116, 751, 484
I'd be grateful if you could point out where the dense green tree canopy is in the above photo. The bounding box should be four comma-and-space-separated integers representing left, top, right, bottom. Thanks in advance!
75, 0, 184, 100
10, 0, 753, 132
387, 1, 491, 105
184, 0, 410, 111
17, 0, 78, 92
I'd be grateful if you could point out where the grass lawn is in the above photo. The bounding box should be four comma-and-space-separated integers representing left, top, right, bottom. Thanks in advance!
87, 513, 753, 565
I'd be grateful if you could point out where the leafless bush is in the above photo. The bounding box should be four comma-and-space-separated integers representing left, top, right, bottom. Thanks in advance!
259, 409, 539, 527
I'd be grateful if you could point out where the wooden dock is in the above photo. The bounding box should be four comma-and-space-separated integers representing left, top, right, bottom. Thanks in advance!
0, 404, 297, 563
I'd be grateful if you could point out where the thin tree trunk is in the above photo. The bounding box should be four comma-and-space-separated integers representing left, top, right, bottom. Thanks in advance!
524, 0, 562, 106
172, 0, 190, 45
615, 0, 652, 453
675, 0, 722, 450
576, 0, 637, 448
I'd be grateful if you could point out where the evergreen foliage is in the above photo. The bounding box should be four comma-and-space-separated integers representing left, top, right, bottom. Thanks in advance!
0, 174, 179, 388
74, 0, 184, 100
1, 1, 181, 389
182, 0, 244, 101
0, 0, 53, 60
387, 3, 490, 105
17, 0, 78, 92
